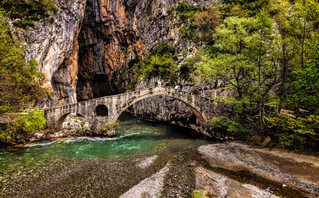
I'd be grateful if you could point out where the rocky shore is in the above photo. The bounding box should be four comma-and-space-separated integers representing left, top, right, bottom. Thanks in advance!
2, 141, 318, 198
28, 113, 115, 143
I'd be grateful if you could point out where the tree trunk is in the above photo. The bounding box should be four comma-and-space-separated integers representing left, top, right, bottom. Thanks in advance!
278, 41, 288, 113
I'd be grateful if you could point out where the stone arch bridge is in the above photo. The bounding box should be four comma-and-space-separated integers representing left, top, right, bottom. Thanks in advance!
44, 87, 227, 134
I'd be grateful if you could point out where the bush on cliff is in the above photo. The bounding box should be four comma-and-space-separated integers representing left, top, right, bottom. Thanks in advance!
0, 108, 46, 143
0, 0, 58, 29
126, 43, 178, 89
172, 2, 220, 42
0, 12, 46, 114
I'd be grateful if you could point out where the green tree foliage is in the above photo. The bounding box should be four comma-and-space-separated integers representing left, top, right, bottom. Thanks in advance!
210, 116, 246, 136
268, 0, 319, 113
219, 0, 271, 18
292, 0, 319, 68
179, 47, 206, 81
265, 113, 319, 149
0, 12, 45, 114
0, 0, 58, 29
126, 43, 178, 89
246, 10, 279, 130
192, 0, 319, 148
288, 34, 319, 114
169, 2, 220, 42
0, 108, 46, 143
269, 0, 296, 112
193, 16, 260, 99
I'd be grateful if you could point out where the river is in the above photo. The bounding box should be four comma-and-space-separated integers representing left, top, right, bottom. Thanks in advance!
0, 114, 318, 197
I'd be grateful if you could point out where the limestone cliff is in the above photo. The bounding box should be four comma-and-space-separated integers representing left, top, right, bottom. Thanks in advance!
76, 0, 215, 101
74, 0, 217, 127
24, 0, 218, 127
23, 0, 86, 106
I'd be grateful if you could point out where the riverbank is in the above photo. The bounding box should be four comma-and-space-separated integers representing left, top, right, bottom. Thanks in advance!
1, 115, 318, 197
1, 141, 318, 197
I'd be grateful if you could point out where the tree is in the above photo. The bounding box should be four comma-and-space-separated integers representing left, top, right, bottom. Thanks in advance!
0, 12, 45, 114
293, 0, 319, 68
269, 0, 319, 113
192, 6, 220, 42
193, 13, 280, 131
288, 33, 319, 114
0, 108, 46, 143
126, 43, 178, 89
246, 10, 279, 130
193, 16, 258, 99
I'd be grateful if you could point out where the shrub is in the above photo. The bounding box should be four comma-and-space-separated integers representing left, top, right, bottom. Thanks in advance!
166, 7, 175, 15
210, 116, 243, 135
0, 108, 46, 143
101, 121, 120, 132
191, 190, 204, 198
80, 121, 85, 127
265, 113, 319, 149
12, 19, 35, 29
125, 43, 178, 89
190, 87, 199, 95
0, 0, 58, 29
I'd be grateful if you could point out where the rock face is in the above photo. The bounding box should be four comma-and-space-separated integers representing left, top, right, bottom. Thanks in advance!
76, 0, 216, 101
76, 0, 176, 101
24, 0, 220, 129
23, 0, 86, 106
198, 142, 319, 197
75, 0, 218, 127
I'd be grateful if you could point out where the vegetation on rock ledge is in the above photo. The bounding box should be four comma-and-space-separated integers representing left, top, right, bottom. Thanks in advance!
0, 0, 58, 29
0, 108, 46, 143
0, 10, 47, 144
101, 121, 120, 132
125, 43, 178, 89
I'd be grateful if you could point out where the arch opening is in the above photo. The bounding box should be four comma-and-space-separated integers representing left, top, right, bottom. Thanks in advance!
95, 105, 108, 116
57, 113, 71, 130
114, 94, 207, 125
57, 113, 89, 131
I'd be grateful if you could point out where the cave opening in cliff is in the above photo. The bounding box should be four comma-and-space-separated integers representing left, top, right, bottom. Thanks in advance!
74, 0, 200, 130
76, 0, 133, 102
91, 74, 112, 98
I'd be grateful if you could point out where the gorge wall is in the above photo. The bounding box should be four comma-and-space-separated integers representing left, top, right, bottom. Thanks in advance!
23, 0, 87, 106
24, 0, 217, 127
76, 0, 208, 101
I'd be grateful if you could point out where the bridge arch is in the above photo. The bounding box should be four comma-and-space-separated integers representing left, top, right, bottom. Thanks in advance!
56, 112, 86, 130
44, 87, 216, 133
113, 93, 208, 125
95, 104, 108, 116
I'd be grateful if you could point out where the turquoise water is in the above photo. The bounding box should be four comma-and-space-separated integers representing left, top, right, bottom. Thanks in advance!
0, 114, 209, 183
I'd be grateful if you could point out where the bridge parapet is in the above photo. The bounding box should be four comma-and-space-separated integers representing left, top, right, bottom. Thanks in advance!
43, 86, 226, 134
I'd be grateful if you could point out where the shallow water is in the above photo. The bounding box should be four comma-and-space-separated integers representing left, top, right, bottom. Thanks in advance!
0, 114, 209, 191
2, 114, 316, 197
